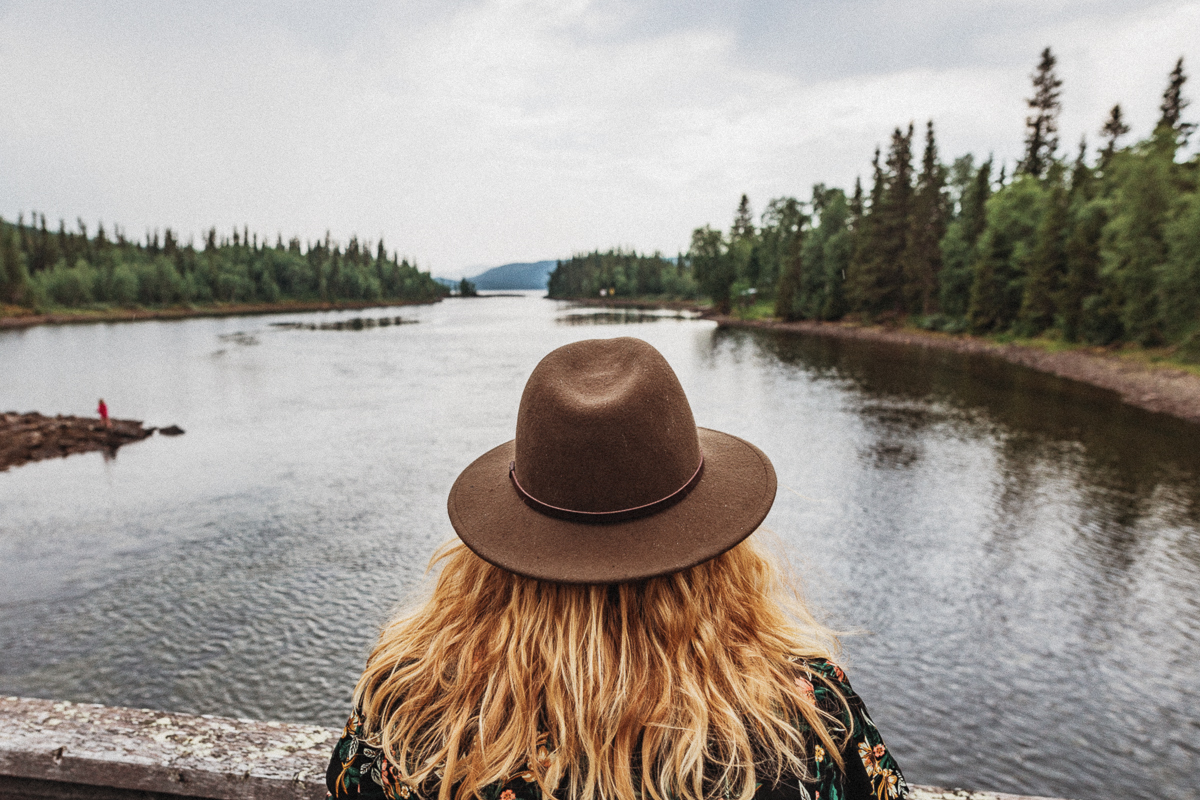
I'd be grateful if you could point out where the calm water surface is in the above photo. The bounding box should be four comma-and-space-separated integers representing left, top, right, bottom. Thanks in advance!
2, 294, 1198, 800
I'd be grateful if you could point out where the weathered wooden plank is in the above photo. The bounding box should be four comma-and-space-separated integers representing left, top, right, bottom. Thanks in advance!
0, 697, 331, 800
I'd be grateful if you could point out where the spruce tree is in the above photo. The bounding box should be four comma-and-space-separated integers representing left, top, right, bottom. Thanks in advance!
818, 191, 851, 320
1019, 47, 1063, 179
878, 123, 915, 313
1159, 190, 1200, 342
1060, 200, 1105, 343
796, 186, 830, 319
1017, 169, 1069, 335
848, 127, 913, 316
902, 121, 948, 315
1157, 57, 1194, 142
0, 223, 28, 305
731, 194, 755, 241
846, 149, 885, 314
0, 223, 10, 302
1102, 143, 1174, 344
774, 227, 804, 320
759, 197, 803, 296
939, 156, 991, 321
1099, 105, 1130, 168
967, 176, 1046, 333
691, 225, 734, 314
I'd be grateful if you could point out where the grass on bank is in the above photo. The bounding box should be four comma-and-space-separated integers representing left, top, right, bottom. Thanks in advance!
986, 331, 1200, 376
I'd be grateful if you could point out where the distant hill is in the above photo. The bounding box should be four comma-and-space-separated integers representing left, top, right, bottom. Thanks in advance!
469, 260, 558, 290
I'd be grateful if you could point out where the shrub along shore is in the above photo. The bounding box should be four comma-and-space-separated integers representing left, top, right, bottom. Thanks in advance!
0, 296, 437, 330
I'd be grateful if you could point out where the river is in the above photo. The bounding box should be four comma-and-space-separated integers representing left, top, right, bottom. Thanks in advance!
1, 293, 1198, 800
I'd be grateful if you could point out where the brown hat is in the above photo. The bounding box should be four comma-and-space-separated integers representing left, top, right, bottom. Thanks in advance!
447, 337, 776, 583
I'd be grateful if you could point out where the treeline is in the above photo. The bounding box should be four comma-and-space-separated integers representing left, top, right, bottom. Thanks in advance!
547, 249, 695, 299
0, 219, 444, 310
550, 50, 1200, 356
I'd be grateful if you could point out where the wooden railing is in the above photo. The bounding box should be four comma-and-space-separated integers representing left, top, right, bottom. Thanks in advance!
0, 697, 1062, 800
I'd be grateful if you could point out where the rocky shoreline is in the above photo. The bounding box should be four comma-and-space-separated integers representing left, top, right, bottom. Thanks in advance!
709, 315, 1200, 425
0, 412, 179, 472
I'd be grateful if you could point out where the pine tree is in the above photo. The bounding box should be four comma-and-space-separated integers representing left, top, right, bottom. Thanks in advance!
902, 121, 948, 314
1099, 105, 1130, 168
1019, 47, 1063, 179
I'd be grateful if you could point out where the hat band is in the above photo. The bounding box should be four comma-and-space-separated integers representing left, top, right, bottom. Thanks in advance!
509, 456, 705, 524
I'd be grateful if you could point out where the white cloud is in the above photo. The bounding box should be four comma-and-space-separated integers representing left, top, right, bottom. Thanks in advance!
0, 0, 1196, 275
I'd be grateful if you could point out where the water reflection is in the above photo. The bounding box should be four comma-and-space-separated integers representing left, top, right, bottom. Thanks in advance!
270, 315, 416, 331
718, 326, 1200, 800
557, 309, 700, 325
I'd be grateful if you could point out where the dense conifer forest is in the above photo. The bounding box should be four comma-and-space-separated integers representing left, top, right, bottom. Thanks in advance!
549, 50, 1200, 358
547, 249, 695, 299
0, 219, 444, 311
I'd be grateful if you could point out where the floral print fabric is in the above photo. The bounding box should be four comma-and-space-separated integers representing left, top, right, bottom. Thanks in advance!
326, 659, 908, 800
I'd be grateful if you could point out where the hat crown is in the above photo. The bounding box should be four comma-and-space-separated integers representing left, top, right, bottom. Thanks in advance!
514, 337, 701, 513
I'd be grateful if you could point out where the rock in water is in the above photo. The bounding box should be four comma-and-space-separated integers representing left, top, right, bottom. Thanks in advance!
159, 425, 185, 436
1, 412, 157, 471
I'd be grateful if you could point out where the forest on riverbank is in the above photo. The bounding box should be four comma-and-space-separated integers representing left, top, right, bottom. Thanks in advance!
548, 51, 1200, 358
0, 220, 444, 314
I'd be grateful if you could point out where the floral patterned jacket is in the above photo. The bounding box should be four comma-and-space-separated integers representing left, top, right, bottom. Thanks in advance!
326, 659, 908, 800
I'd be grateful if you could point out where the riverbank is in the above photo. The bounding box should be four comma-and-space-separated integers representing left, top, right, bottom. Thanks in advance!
0, 297, 441, 330
0, 412, 169, 471
709, 314, 1200, 425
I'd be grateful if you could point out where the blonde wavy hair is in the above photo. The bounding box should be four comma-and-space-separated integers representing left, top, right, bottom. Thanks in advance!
353, 536, 848, 800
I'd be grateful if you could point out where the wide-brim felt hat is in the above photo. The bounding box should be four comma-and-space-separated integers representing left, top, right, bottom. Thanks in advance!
447, 336, 776, 584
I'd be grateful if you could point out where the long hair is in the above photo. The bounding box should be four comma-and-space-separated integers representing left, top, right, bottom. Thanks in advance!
353, 537, 848, 800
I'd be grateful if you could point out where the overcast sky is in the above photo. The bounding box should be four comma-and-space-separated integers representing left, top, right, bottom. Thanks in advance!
1, 0, 1197, 276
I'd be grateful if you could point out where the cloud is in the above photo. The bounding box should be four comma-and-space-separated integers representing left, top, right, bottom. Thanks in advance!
0, 0, 1196, 274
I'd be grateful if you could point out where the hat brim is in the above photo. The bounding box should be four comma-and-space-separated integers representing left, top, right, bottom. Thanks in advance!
447, 428, 777, 584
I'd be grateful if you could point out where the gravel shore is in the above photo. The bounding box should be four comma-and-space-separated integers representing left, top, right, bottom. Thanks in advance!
710, 315, 1200, 425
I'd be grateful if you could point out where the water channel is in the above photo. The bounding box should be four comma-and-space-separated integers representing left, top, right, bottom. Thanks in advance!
2, 293, 1198, 800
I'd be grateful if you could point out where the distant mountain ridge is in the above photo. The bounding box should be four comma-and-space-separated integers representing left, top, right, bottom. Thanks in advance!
466, 260, 559, 290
